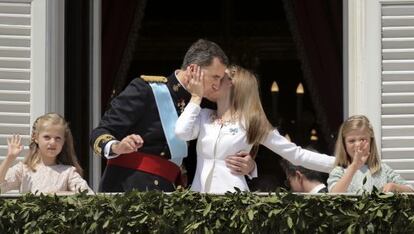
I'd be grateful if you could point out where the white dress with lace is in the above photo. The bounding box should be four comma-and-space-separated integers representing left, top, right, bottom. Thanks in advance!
0, 162, 92, 194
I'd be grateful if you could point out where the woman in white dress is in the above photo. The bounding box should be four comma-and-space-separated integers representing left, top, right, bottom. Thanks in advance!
175, 65, 334, 193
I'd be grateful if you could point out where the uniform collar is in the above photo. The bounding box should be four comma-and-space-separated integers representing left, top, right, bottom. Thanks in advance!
168, 72, 191, 113
309, 183, 326, 193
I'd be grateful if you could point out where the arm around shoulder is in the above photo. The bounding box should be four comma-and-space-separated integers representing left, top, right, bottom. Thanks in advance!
263, 129, 335, 173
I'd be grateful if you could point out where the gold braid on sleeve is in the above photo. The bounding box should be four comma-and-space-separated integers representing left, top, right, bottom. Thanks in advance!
93, 134, 116, 156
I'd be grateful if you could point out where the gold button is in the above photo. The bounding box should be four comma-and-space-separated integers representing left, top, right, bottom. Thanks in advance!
154, 180, 159, 185
160, 152, 165, 156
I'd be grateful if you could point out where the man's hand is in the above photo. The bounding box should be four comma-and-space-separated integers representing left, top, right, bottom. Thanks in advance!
112, 134, 144, 155
225, 151, 256, 176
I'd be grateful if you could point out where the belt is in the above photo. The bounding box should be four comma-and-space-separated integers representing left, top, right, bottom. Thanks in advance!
107, 151, 183, 186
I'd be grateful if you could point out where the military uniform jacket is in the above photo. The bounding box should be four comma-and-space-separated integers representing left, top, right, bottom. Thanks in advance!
90, 72, 191, 160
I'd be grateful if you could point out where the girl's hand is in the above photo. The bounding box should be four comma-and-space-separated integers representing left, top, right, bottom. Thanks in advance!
350, 140, 370, 169
383, 183, 413, 193
382, 183, 398, 192
186, 65, 204, 98
7, 135, 23, 160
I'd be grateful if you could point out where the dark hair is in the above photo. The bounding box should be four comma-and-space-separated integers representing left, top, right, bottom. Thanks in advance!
281, 159, 327, 184
181, 39, 229, 69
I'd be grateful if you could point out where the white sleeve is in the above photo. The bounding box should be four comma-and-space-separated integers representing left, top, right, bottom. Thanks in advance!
247, 161, 258, 179
104, 140, 120, 159
262, 129, 335, 173
0, 162, 24, 193
68, 167, 93, 193
175, 102, 202, 141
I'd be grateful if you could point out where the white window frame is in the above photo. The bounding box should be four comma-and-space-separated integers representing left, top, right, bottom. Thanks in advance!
346, 0, 414, 185
346, 0, 383, 149
346, 0, 414, 149
31, 0, 65, 122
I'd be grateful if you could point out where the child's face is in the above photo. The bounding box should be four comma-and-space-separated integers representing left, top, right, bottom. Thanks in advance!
35, 123, 65, 163
344, 129, 371, 159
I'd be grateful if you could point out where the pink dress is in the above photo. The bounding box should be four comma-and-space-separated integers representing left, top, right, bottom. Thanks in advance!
0, 162, 92, 193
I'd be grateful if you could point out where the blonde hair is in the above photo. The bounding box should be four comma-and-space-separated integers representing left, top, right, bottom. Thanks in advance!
25, 113, 84, 176
334, 115, 381, 174
228, 65, 273, 145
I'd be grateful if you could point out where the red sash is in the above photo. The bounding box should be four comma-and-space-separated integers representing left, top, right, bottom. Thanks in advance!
107, 152, 183, 186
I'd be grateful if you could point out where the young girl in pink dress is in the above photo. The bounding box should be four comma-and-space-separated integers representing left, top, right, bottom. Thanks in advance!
0, 113, 92, 194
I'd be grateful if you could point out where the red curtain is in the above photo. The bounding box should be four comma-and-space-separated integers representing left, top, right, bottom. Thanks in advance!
101, 0, 147, 111
283, 0, 343, 148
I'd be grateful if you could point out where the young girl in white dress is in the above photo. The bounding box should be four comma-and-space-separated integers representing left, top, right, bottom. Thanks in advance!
328, 115, 413, 193
175, 65, 335, 193
0, 113, 92, 194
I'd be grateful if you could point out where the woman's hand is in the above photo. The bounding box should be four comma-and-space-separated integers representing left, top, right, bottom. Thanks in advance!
7, 135, 23, 160
186, 65, 204, 99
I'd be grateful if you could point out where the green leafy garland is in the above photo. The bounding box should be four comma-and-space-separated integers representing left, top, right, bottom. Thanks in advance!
0, 189, 413, 233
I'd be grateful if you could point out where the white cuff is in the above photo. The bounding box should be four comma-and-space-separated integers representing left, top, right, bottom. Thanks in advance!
104, 140, 120, 159
247, 162, 258, 179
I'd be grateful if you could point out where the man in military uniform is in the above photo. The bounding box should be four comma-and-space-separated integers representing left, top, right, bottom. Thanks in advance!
91, 39, 256, 192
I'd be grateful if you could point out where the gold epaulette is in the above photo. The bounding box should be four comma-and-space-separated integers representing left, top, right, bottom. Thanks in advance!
140, 75, 167, 83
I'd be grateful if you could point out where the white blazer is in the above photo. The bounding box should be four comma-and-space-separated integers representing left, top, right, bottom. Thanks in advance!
175, 102, 334, 193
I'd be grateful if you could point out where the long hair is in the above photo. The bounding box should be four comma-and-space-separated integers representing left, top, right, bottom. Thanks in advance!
334, 115, 381, 174
24, 113, 84, 176
228, 65, 273, 145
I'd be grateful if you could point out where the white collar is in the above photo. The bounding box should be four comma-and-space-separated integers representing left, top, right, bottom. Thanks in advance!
174, 70, 186, 90
309, 183, 326, 193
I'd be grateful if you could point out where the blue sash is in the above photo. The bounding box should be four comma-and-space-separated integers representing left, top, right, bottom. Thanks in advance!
149, 82, 187, 165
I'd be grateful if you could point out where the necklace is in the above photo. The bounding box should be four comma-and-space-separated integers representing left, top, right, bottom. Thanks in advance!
210, 112, 238, 126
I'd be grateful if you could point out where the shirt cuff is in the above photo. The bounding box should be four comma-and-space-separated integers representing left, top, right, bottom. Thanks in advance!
247, 162, 258, 179
104, 140, 120, 159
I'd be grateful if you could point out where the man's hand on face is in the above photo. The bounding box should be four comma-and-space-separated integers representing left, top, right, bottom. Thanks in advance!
225, 151, 256, 176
